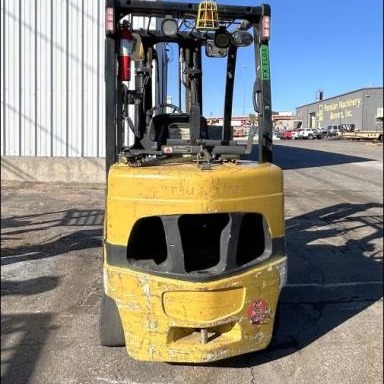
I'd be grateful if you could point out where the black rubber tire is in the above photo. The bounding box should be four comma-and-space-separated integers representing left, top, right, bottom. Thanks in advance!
272, 300, 281, 339
99, 291, 126, 347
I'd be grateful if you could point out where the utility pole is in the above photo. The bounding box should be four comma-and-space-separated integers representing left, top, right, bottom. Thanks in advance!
242, 64, 248, 117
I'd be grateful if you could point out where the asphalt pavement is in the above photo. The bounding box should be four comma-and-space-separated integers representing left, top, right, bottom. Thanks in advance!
1, 139, 383, 384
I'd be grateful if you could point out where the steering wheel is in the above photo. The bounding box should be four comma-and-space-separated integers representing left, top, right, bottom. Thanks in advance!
147, 103, 183, 116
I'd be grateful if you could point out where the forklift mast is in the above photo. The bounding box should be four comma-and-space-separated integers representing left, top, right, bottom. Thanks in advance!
105, 0, 273, 171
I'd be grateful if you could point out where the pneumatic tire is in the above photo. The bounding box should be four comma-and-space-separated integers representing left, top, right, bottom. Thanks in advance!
272, 300, 281, 339
99, 291, 126, 347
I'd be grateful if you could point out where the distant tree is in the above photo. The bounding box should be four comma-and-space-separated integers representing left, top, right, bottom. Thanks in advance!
248, 113, 257, 126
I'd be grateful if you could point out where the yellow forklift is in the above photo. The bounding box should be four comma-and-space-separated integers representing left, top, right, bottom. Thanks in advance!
100, 0, 287, 363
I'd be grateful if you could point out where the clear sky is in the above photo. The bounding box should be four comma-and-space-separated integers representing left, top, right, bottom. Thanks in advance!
165, 0, 383, 117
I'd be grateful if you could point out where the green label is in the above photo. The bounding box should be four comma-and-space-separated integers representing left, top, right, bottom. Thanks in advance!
260, 45, 270, 81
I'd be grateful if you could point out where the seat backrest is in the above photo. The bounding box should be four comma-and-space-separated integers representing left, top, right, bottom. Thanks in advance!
151, 113, 208, 146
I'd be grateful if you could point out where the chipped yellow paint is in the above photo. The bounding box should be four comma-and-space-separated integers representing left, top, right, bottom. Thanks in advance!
106, 161, 284, 246
105, 255, 286, 362
104, 160, 287, 363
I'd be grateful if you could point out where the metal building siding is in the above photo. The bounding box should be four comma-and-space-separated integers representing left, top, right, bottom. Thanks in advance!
296, 88, 383, 131
362, 88, 383, 130
36, 0, 52, 156
1, 0, 106, 157
2, 0, 21, 156
21, 0, 36, 156
1, 0, 6, 155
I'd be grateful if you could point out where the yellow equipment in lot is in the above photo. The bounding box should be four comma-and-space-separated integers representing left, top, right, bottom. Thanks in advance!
101, 0, 287, 363
340, 130, 383, 142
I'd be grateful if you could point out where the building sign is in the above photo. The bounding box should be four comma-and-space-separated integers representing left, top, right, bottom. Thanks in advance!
319, 97, 362, 121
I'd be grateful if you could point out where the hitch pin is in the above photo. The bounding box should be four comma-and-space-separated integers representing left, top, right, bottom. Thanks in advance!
200, 328, 208, 344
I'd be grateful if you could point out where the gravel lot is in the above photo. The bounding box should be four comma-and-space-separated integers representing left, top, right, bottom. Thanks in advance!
1, 140, 383, 384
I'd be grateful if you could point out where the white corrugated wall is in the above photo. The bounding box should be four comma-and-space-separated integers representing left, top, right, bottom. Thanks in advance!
1, 0, 105, 157
1, 0, 163, 158
1, 0, 106, 157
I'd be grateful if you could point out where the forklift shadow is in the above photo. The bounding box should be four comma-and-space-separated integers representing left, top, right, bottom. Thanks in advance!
1, 277, 60, 384
1, 208, 104, 237
1, 312, 54, 384
1, 209, 103, 265
244, 144, 374, 170
201, 202, 383, 368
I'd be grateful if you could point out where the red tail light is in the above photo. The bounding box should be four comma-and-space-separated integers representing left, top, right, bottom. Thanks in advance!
105, 7, 115, 35
261, 16, 270, 41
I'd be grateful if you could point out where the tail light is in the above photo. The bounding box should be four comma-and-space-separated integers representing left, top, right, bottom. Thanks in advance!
261, 16, 270, 41
105, 7, 115, 35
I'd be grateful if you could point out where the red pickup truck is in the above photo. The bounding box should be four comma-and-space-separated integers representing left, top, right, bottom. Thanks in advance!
282, 130, 293, 140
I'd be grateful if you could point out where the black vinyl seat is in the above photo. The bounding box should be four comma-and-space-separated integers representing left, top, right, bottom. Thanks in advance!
151, 113, 208, 147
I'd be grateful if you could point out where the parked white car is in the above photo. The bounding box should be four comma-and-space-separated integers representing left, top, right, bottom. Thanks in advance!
299, 128, 317, 140
291, 129, 302, 139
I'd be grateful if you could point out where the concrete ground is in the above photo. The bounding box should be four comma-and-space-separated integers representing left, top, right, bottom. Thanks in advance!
1, 140, 383, 384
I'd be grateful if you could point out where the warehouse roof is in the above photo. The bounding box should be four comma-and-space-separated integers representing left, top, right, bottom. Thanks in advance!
297, 87, 383, 109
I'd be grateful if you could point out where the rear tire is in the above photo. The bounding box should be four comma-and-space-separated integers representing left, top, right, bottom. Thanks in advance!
99, 290, 126, 347
272, 300, 281, 339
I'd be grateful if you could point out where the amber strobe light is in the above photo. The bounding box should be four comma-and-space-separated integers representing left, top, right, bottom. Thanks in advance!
196, 1, 219, 30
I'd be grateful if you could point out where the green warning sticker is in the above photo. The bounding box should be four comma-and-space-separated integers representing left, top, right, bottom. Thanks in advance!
260, 45, 270, 81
